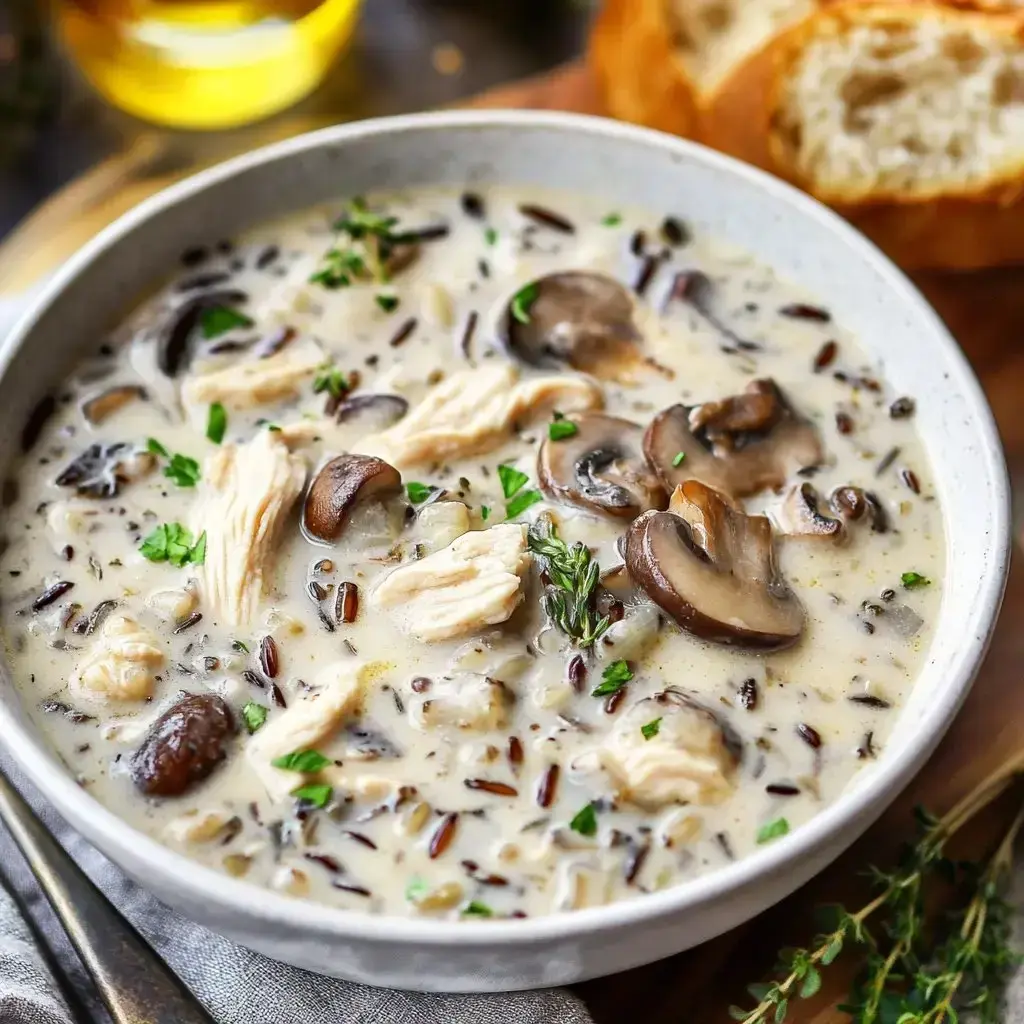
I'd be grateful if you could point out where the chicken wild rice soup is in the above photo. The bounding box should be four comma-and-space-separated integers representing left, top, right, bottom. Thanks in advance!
0, 189, 943, 919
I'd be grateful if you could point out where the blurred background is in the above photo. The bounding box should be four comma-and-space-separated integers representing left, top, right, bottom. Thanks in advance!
0, 1, 593, 242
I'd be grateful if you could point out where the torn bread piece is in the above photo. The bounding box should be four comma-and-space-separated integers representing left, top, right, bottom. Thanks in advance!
372, 523, 531, 642
69, 615, 165, 703
194, 430, 307, 627
360, 363, 602, 467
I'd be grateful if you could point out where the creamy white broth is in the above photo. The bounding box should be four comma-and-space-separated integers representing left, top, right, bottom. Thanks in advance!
0, 188, 943, 918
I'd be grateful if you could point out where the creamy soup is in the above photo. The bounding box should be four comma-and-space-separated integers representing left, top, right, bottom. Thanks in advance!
0, 189, 943, 919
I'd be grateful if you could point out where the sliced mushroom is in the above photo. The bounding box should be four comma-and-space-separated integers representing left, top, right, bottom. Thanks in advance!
302, 455, 402, 544
778, 482, 843, 540
81, 385, 147, 425
625, 480, 804, 651
538, 413, 666, 519
334, 393, 409, 431
830, 486, 889, 534
644, 379, 822, 499
54, 443, 155, 498
156, 290, 248, 377
498, 272, 643, 381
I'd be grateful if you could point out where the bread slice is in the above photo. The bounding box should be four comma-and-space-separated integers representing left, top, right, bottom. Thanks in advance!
589, 0, 700, 137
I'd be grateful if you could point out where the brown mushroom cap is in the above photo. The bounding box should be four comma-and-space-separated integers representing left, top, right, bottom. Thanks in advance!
625, 480, 805, 651
333, 393, 409, 430
302, 454, 402, 544
779, 482, 844, 540
498, 271, 642, 381
644, 379, 823, 499
81, 385, 148, 425
538, 413, 667, 519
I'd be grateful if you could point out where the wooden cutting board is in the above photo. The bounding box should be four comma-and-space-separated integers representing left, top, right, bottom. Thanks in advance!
3, 61, 1023, 1024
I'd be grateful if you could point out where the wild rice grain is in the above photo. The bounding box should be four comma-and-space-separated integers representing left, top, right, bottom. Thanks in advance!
335, 581, 359, 624
428, 812, 459, 859
258, 635, 280, 678
465, 779, 518, 797
535, 764, 560, 809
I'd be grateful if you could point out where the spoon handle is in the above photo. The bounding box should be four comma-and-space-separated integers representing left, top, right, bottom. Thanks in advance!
0, 771, 215, 1024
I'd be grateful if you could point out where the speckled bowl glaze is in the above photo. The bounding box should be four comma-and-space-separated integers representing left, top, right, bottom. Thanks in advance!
0, 112, 1009, 992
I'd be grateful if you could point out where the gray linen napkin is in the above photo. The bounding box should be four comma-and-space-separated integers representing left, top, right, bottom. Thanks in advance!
0, 294, 593, 1023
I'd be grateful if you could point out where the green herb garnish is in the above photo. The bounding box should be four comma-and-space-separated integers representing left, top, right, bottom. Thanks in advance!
527, 520, 610, 648
332, 198, 399, 240
506, 489, 544, 520
139, 523, 206, 567
497, 464, 530, 499
267, 424, 282, 432
242, 702, 268, 734
756, 818, 791, 845
484, 227, 499, 247
163, 453, 201, 488
200, 305, 253, 339
901, 571, 931, 590
146, 437, 169, 458
601, 212, 622, 227
406, 481, 433, 504
312, 364, 349, 400
548, 419, 579, 442
510, 282, 539, 324
375, 294, 400, 313
672, 451, 687, 467
271, 749, 332, 773
569, 802, 599, 837
462, 901, 494, 918
592, 659, 633, 697
309, 248, 368, 290
206, 402, 227, 445
641, 718, 662, 741
480, 505, 491, 521
291, 783, 332, 808
405, 876, 430, 902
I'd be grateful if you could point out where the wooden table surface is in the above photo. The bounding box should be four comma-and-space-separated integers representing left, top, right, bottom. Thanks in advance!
2, 60, 1023, 1024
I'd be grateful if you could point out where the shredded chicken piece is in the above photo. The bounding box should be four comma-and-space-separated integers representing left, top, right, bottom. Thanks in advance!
361, 364, 603, 467
69, 615, 165, 703
409, 673, 513, 731
372, 524, 530, 642
246, 659, 373, 801
599, 694, 739, 808
183, 340, 325, 410
194, 430, 306, 627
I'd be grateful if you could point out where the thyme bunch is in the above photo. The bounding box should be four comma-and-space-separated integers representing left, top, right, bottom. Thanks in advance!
527, 520, 610, 648
731, 755, 1024, 1024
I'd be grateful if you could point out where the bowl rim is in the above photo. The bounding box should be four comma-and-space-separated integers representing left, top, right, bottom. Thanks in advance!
0, 108, 1010, 947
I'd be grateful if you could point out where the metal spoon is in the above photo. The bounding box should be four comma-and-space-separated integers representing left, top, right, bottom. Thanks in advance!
0, 767, 215, 1023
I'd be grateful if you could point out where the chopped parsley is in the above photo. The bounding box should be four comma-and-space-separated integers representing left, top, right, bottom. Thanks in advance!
332, 198, 399, 240
206, 402, 227, 444
672, 451, 687, 467
291, 783, 332, 808
375, 294, 400, 313
242, 702, 268, 734
139, 523, 206, 567
497, 464, 530, 499
901, 571, 931, 590
267, 423, 282, 432
312, 364, 349, 400
641, 717, 662, 741
510, 282, 539, 324
405, 876, 430, 902
163, 453, 201, 488
462, 900, 494, 918
406, 481, 433, 504
591, 659, 633, 697
271, 748, 332, 773
232, 639, 249, 654
480, 505, 491, 521
309, 248, 368, 289
569, 802, 598, 837
601, 212, 622, 227
505, 489, 544, 520
548, 419, 579, 442
199, 305, 253, 339
484, 227, 499, 247
756, 818, 791, 844
146, 437, 169, 458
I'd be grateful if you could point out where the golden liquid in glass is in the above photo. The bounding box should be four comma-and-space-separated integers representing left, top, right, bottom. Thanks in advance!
54, 0, 361, 129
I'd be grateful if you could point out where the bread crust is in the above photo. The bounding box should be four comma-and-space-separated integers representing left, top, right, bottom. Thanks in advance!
589, 0, 699, 138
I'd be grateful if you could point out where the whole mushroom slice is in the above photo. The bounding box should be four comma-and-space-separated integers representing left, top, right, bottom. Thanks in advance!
302, 454, 402, 544
644, 379, 823, 499
81, 385, 147, 425
625, 480, 805, 651
538, 413, 666, 519
778, 482, 843, 540
334, 393, 409, 431
498, 271, 643, 382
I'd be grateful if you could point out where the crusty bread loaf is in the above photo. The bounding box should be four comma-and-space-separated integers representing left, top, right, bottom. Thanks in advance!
590, 0, 1024, 269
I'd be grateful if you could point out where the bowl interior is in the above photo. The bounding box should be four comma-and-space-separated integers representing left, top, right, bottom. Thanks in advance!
0, 112, 1008, 943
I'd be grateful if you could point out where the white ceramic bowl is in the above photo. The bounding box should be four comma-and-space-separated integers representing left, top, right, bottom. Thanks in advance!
0, 112, 1009, 992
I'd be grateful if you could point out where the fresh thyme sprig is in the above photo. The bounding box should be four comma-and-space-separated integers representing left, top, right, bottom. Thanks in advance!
731, 754, 1024, 1024
310, 197, 400, 288
527, 519, 610, 648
